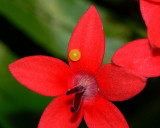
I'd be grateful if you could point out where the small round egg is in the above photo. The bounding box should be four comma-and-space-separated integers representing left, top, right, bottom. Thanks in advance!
69, 49, 81, 61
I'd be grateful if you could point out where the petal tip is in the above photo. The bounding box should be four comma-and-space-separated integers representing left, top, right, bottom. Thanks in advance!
86, 5, 99, 17
68, 5, 104, 74
8, 61, 17, 75
88, 5, 97, 11
8, 63, 12, 71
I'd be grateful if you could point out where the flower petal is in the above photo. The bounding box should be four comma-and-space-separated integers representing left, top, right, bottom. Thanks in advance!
148, 8, 160, 48
140, 0, 160, 26
9, 55, 73, 96
96, 63, 146, 101
84, 96, 129, 128
38, 95, 83, 128
112, 39, 160, 77
68, 5, 105, 74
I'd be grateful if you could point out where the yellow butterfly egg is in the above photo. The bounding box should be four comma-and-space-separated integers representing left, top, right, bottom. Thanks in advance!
69, 49, 81, 61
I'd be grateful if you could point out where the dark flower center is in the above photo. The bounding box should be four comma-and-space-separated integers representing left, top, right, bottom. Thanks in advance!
66, 74, 98, 113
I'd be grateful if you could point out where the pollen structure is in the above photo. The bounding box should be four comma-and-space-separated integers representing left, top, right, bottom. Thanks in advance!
66, 74, 98, 113
69, 49, 81, 61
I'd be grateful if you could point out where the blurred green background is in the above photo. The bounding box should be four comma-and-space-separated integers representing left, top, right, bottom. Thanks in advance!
0, 0, 160, 128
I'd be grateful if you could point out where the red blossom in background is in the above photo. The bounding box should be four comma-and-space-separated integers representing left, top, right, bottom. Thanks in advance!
122, 0, 160, 78
116, 0, 160, 78
9, 5, 147, 128
140, 0, 160, 49
112, 39, 160, 78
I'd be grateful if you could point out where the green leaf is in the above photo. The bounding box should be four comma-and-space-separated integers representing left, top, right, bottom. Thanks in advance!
0, 0, 143, 60
103, 37, 125, 64
0, 0, 91, 59
0, 41, 52, 127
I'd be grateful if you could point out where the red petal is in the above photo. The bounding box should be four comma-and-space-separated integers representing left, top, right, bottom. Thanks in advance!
148, 8, 160, 48
9, 55, 73, 96
112, 39, 160, 77
140, 0, 160, 26
38, 95, 83, 128
148, 0, 160, 1
68, 5, 105, 74
96, 64, 146, 101
84, 96, 129, 128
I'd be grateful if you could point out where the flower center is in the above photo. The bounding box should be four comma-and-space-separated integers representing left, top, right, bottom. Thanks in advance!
66, 74, 98, 113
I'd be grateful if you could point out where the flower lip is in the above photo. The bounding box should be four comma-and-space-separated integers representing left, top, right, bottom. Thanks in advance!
66, 73, 98, 112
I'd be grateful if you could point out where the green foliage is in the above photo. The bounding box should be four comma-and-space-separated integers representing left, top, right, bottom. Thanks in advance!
0, 0, 146, 60
0, 42, 52, 128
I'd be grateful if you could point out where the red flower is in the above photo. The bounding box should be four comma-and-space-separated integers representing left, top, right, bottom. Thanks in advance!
9, 5, 147, 128
121, 1, 160, 78
112, 38, 160, 78
140, 0, 160, 49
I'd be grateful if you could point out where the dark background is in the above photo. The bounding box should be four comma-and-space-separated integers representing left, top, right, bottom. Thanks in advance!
0, 0, 160, 127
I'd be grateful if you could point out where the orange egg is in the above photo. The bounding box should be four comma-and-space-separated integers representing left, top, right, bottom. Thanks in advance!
69, 49, 81, 61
